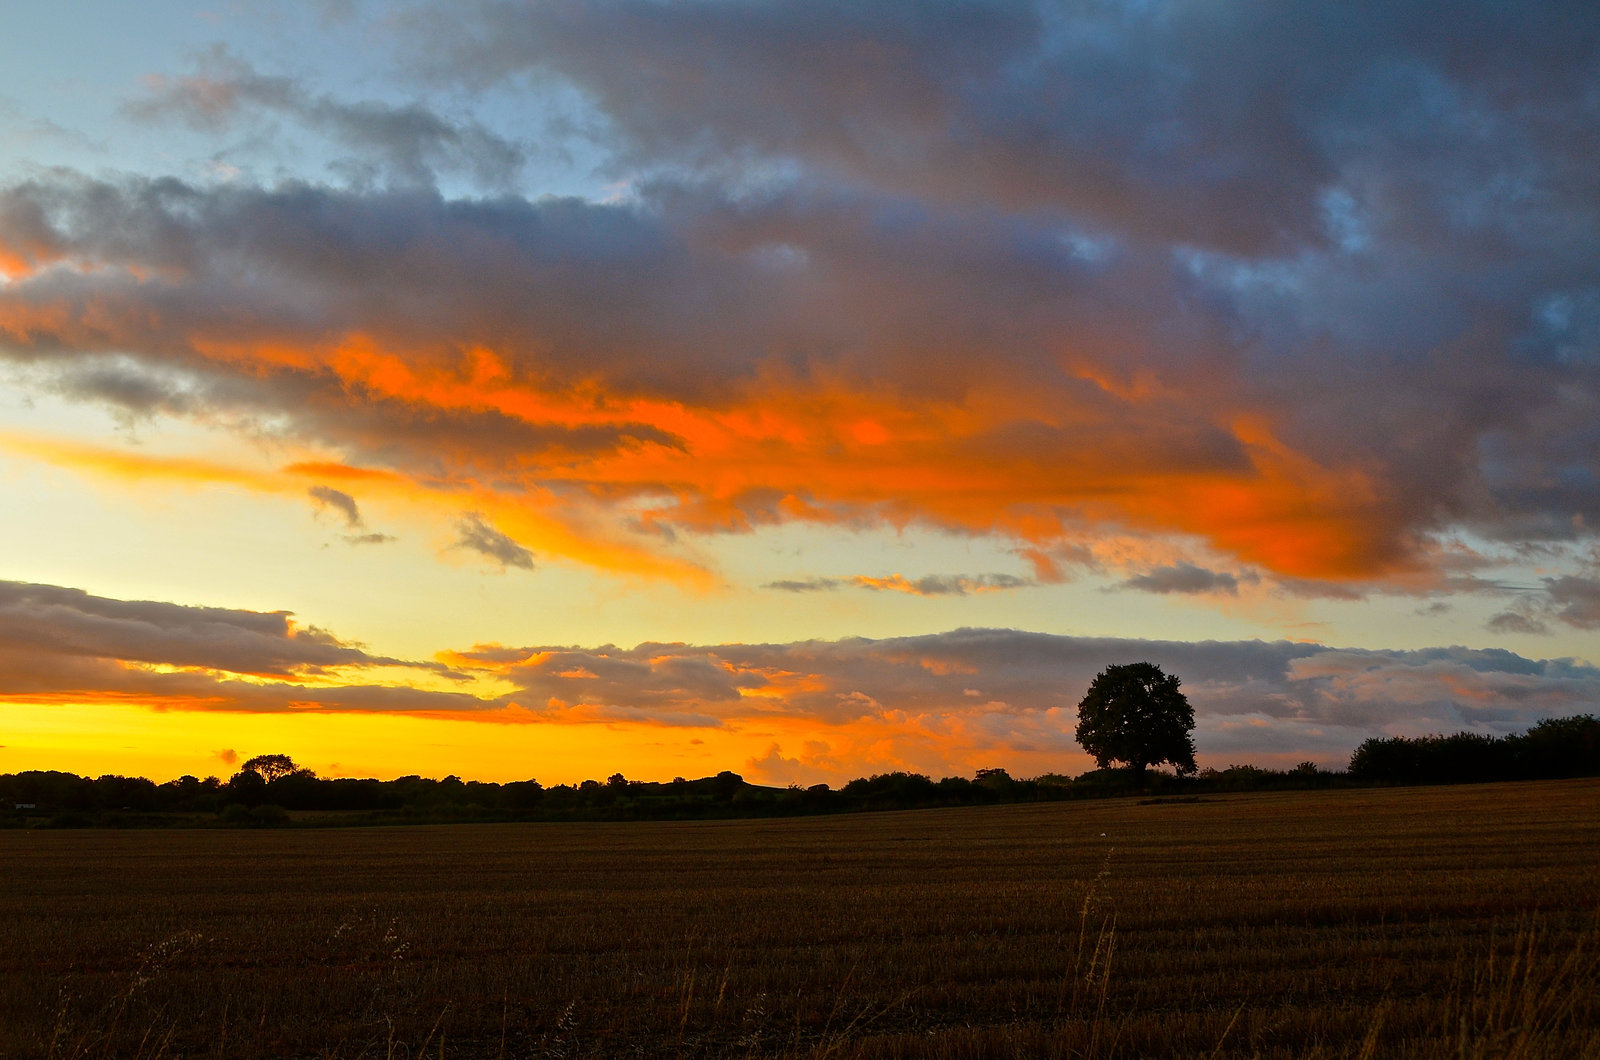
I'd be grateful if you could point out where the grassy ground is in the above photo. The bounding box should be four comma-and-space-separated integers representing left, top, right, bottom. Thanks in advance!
3, 780, 1597, 1058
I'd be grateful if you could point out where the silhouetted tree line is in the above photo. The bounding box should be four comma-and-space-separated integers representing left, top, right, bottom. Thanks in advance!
1347, 714, 1600, 785
3, 715, 1596, 828
0, 761, 1088, 828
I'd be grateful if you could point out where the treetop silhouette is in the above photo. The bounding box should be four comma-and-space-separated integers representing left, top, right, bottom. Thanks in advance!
1075, 662, 1197, 776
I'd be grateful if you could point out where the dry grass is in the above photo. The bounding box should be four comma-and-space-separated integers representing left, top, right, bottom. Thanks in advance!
2, 780, 1598, 1058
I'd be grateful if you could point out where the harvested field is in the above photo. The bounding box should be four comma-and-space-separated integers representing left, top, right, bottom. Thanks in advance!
3, 780, 1598, 1058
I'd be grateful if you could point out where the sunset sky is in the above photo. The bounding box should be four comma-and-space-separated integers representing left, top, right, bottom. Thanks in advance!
2, 0, 1597, 786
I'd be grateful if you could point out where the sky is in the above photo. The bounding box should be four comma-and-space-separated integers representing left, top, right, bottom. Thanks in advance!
1, 0, 1597, 786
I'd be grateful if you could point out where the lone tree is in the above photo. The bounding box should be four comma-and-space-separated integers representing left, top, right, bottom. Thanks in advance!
241, 753, 298, 783
1075, 663, 1197, 776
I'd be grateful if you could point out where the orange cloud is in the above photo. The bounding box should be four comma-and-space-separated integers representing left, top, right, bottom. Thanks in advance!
0, 326, 1406, 586
0, 178, 1501, 589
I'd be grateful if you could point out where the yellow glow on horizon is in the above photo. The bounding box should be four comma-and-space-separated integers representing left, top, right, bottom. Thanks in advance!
0, 700, 725, 784
0, 699, 1099, 787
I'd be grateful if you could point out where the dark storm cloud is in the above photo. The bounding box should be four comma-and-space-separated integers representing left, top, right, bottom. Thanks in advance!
454, 513, 535, 569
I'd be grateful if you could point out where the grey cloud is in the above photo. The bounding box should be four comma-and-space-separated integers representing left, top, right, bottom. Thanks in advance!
1118, 563, 1243, 596
1280, 648, 1600, 732
855, 573, 1033, 596
1545, 575, 1600, 629
0, 176, 695, 471
418, 0, 1600, 254
47, 358, 203, 419
127, 46, 526, 190
446, 643, 535, 666
1487, 608, 1550, 636
188, 679, 490, 714
0, 579, 379, 677
765, 578, 843, 592
309, 485, 396, 546
1482, 572, 1600, 634
0, 175, 774, 400
0, 579, 495, 714
454, 513, 535, 569
766, 573, 1033, 595
309, 485, 363, 528
486, 628, 1600, 753
0, 656, 491, 714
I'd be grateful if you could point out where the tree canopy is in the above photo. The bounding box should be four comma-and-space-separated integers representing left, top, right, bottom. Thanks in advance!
1075, 662, 1197, 775
241, 754, 300, 782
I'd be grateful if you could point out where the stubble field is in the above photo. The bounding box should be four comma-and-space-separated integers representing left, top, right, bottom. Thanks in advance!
2, 780, 1598, 1059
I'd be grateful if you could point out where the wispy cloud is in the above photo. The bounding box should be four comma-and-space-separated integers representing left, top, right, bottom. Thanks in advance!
125, 45, 527, 190
454, 513, 535, 569
308, 484, 395, 545
1486, 570, 1600, 635
309, 485, 363, 528
853, 573, 1034, 596
766, 572, 1032, 596
1117, 563, 1252, 596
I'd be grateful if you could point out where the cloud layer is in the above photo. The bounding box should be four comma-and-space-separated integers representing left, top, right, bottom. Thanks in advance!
4, 578, 1595, 780
470, 628, 1600, 743
0, 579, 483, 714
